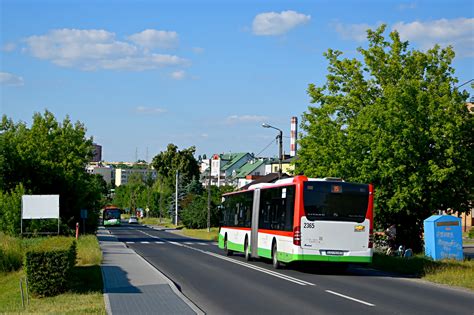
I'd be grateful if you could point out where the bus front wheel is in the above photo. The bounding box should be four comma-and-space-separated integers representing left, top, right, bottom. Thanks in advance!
272, 242, 281, 269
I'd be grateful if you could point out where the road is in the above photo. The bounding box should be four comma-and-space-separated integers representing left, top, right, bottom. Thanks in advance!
108, 224, 474, 315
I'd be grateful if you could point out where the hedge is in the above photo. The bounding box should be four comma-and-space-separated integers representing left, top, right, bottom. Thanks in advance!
24, 239, 77, 297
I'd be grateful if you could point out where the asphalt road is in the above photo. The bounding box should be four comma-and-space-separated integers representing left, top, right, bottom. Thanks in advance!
108, 224, 474, 315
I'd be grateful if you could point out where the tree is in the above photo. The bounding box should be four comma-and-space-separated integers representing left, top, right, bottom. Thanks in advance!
180, 184, 234, 229
152, 144, 200, 186
0, 111, 105, 234
296, 25, 473, 251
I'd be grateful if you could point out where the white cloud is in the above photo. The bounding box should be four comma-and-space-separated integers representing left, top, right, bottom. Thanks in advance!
252, 10, 310, 36
23, 28, 189, 71
393, 18, 474, 57
225, 115, 269, 124
135, 106, 167, 114
2, 43, 16, 52
0, 72, 24, 86
398, 2, 417, 10
170, 70, 186, 80
333, 22, 381, 42
128, 29, 178, 49
192, 47, 204, 54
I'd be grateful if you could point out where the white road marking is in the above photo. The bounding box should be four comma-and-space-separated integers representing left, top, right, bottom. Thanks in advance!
185, 242, 195, 245
198, 243, 208, 245
126, 241, 134, 244
170, 241, 315, 286
155, 241, 164, 244
141, 241, 150, 244
169, 241, 184, 247
325, 290, 375, 307
134, 227, 314, 287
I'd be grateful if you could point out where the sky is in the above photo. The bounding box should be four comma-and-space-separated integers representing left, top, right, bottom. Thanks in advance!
1, 0, 473, 162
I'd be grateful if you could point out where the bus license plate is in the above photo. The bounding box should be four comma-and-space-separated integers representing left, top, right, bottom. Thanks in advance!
326, 250, 344, 256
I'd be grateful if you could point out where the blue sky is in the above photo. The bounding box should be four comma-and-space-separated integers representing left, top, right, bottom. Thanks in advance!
1, 0, 473, 162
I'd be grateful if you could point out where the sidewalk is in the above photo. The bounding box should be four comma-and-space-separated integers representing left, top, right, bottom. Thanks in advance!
97, 227, 203, 315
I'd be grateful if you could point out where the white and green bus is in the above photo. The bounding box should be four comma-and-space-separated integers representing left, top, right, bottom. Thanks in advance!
218, 175, 374, 268
103, 206, 122, 226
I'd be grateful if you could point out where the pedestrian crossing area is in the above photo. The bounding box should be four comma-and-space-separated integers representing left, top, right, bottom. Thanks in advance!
125, 240, 218, 246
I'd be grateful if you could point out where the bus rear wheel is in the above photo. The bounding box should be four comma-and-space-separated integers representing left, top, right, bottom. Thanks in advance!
272, 242, 281, 269
224, 235, 233, 256
244, 238, 251, 261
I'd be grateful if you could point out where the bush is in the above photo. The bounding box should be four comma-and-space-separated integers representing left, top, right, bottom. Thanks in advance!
24, 239, 77, 297
469, 227, 474, 239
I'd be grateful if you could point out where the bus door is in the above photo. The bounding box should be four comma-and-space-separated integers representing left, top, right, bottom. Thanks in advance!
250, 188, 260, 258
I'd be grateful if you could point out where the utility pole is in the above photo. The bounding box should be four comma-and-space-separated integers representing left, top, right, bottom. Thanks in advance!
158, 176, 163, 223
175, 170, 179, 226
278, 130, 283, 179
262, 123, 284, 179
207, 158, 212, 232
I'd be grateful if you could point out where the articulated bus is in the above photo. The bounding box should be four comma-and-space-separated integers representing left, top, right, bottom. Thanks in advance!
218, 175, 374, 268
102, 206, 122, 226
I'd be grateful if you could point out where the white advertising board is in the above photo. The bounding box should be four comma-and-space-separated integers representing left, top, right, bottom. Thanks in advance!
22, 195, 60, 219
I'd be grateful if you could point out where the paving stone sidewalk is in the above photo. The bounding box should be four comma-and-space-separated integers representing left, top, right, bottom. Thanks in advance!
97, 227, 203, 315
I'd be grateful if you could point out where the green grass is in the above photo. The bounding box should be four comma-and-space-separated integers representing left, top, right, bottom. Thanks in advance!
0, 233, 23, 272
371, 253, 474, 290
77, 235, 102, 266
140, 217, 183, 228
0, 234, 105, 314
181, 227, 219, 241
424, 260, 474, 289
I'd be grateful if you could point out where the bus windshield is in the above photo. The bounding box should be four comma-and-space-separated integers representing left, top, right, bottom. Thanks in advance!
303, 182, 368, 223
104, 209, 121, 220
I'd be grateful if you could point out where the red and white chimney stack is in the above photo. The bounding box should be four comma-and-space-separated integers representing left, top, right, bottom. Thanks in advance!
290, 116, 298, 157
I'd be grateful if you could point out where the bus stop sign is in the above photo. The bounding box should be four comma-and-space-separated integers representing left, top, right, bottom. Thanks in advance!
81, 209, 88, 219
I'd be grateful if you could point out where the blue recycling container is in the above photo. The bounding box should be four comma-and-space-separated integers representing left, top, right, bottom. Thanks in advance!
424, 215, 463, 261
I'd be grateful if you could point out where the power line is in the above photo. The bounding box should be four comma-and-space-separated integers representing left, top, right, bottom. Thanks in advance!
456, 78, 473, 89
256, 137, 277, 156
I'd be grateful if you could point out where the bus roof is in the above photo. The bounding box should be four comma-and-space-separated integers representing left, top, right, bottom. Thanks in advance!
223, 176, 351, 196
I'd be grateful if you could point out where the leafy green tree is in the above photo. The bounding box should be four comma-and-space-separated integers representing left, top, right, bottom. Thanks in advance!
0, 184, 26, 235
296, 25, 473, 251
0, 111, 105, 234
180, 184, 234, 229
152, 144, 200, 186
152, 144, 200, 220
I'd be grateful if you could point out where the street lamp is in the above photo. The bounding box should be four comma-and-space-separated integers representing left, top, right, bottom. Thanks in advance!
262, 123, 283, 178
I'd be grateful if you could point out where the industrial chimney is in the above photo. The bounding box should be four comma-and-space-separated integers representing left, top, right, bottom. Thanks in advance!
290, 117, 298, 157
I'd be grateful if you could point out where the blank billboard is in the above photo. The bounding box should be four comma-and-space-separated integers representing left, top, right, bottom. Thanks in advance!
22, 195, 60, 219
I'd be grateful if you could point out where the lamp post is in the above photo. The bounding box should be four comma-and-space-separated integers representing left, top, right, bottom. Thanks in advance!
262, 123, 283, 178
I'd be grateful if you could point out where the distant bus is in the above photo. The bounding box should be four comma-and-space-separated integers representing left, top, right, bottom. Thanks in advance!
218, 175, 374, 268
103, 206, 122, 226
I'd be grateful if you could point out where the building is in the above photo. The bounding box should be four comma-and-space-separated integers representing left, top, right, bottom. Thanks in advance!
264, 156, 295, 175
86, 164, 114, 184
204, 152, 254, 186
92, 143, 102, 162
233, 159, 267, 188
115, 168, 157, 186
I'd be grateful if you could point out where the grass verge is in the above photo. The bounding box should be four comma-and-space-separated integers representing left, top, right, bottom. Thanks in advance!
0, 234, 105, 314
371, 253, 474, 290
140, 217, 183, 229
181, 227, 219, 241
